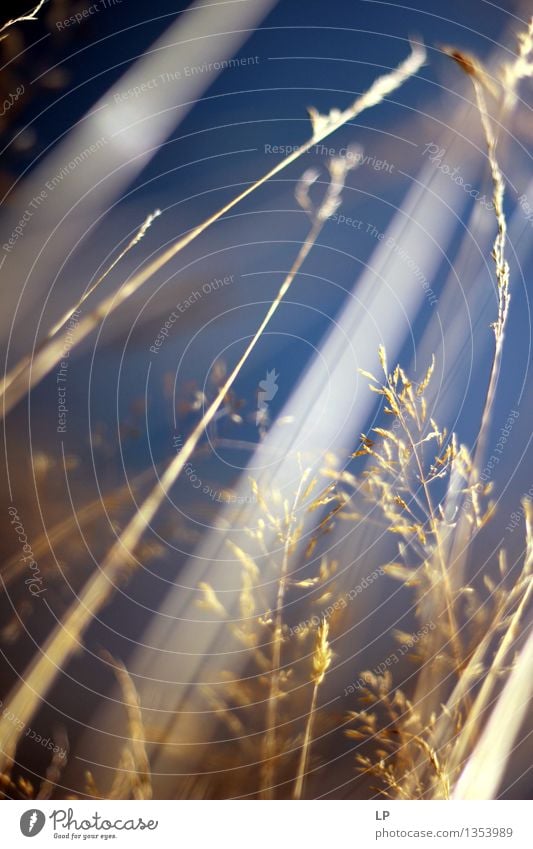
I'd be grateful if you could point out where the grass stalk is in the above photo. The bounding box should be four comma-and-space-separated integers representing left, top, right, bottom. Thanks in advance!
447, 501, 533, 778
468, 78, 510, 476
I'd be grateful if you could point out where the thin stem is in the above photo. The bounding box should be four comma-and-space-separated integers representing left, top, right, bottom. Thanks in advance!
469, 79, 510, 478
0, 42, 425, 771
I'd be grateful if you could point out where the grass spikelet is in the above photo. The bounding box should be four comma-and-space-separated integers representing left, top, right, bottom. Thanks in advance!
101, 651, 152, 801
312, 618, 333, 686
4, 20, 532, 803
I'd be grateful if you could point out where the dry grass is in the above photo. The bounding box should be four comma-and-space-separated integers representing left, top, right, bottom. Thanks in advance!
1, 18, 532, 801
